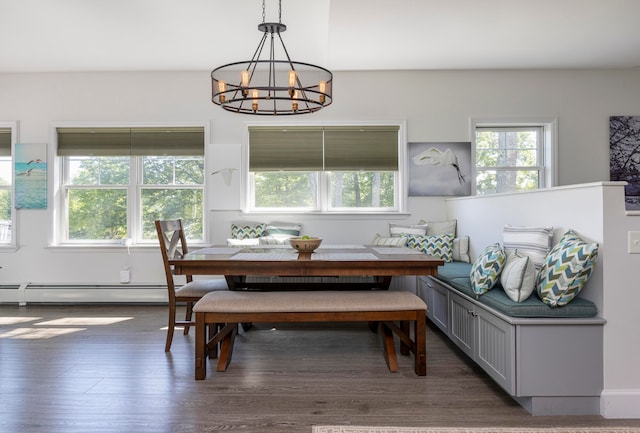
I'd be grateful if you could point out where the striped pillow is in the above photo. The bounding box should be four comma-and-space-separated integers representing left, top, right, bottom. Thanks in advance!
371, 234, 408, 247
503, 225, 553, 273
389, 222, 428, 237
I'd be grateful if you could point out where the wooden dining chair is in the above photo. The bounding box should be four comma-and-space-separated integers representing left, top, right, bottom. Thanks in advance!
155, 219, 228, 352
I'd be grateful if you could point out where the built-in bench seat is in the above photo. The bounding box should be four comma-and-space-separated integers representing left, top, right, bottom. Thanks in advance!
435, 262, 598, 318
418, 261, 606, 416
193, 290, 427, 380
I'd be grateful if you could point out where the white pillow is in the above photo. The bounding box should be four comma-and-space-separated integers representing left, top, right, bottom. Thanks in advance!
500, 250, 536, 302
389, 222, 427, 237
503, 225, 553, 273
419, 219, 457, 236
371, 234, 408, 247
226, 238, 259, 247
452, 236, 470, 263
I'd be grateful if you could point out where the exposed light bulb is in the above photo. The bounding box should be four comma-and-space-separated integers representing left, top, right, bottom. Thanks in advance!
218, 80, 226, 103
251, 89, 259, 112
318, 80, 326, 104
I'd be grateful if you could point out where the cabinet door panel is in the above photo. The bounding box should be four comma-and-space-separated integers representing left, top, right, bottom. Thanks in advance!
420, 278, 449, 333
476, 309, 515, 394
449, 292, 476, 358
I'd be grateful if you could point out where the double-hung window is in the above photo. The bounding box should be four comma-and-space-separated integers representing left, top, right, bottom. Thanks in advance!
0, 126, 13, 245
472, 119, 556, 195
247, 125, 401, 213
56, 126, 206, 244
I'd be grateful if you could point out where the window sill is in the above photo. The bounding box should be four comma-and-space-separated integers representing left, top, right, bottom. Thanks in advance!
240, 211, 412, 220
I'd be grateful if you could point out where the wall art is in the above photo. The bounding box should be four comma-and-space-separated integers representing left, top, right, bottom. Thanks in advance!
610, 116, 640, 211
15, 142, 47, 209
408, 141, 472, 196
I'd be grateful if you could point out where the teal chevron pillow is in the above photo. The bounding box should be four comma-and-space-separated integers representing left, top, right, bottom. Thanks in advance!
470, 243, 506, 296
406, 234, 453, 262
231, 223, 266, 239
536, 230, 599, 307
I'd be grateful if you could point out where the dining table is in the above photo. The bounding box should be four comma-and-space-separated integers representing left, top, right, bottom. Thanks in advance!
169, 244, 444, 290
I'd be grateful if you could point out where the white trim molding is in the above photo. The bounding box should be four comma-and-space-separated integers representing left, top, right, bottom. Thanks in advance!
601, 389, 640, 418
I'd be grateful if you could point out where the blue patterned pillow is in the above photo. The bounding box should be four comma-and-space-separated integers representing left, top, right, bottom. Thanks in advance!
406, 234, 453, 262
536, 230, 598, 307
231, 223, 266, 239
470, 243, 506, 296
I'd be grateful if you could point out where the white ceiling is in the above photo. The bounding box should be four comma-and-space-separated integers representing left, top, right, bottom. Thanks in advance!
1, 0, 640, 73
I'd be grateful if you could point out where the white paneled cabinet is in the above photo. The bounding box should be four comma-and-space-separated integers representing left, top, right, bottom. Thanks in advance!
418, 275, 605, 416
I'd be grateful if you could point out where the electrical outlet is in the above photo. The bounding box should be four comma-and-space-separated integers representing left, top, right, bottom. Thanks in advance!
628, 231, 640, 254
120, 266, 131, 283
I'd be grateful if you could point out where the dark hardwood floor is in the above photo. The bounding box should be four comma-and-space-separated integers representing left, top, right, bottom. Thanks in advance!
0, 304, 638, 433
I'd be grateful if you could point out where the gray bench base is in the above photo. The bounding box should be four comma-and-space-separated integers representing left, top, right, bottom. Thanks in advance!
193, 290, 427, 380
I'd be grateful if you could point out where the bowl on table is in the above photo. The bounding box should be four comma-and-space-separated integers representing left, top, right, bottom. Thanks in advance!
289, 236, 323, 253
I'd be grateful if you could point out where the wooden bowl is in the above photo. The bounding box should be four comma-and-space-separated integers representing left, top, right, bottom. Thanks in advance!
289, 237, 323, 252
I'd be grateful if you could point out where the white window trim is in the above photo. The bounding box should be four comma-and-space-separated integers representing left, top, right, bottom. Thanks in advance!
48, 121, 210, 248
242, 120, 408, 215
469, 117, 557, 195
0, 121, 18, 250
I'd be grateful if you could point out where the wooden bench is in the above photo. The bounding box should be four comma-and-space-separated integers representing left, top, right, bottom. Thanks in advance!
193, 290, 427, 380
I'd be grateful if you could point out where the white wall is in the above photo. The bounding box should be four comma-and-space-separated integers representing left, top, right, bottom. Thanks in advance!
0, 68, 638, 286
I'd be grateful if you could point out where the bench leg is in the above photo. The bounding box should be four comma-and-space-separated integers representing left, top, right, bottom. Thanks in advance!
195, 312, 207, 380
399, 320, 410, 356
414, 313, 426, 376
381, 323, 399, 372
217, 323, 238, 372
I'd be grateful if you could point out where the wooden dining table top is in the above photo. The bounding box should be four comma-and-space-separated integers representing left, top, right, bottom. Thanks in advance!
169, 244, 444, 279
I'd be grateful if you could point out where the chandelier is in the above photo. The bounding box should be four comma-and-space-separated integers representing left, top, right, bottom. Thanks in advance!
211, 0, 333, 115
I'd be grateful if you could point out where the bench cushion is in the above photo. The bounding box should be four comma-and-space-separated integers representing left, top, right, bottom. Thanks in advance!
434, 262, 598, 318
193, 290, 426, 313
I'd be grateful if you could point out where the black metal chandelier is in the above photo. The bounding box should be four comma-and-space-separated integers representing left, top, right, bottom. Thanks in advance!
211, 0, 333, 115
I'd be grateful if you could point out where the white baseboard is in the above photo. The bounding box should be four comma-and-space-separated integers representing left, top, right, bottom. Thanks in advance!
0, 284, 167, 304
601, 389, 640, 418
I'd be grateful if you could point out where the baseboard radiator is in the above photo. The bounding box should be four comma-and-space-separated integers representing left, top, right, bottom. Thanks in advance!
0, 284, 167, 306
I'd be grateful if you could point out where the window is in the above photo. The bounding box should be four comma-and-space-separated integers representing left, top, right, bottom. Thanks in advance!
247, 125, 402, 213
55, 126, 206, 244
472, 119, 556, 195
0, 126, 13, 245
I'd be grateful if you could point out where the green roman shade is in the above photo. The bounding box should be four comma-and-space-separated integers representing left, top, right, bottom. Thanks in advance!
57, 127, 205, 156
324, 126, 399, 171
248, 125, 399, 172
249, 127, 324, 171
0, 128, 12, 157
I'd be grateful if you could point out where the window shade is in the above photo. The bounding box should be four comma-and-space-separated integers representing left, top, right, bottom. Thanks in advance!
248, 125, 399, 172
249, 127, 324, 171
57, 127, 205, 156
324, 126, 399, 171
0, 128, 11, 157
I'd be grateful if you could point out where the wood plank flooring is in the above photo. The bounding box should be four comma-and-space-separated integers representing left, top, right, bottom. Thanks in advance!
0, 304, 638, 433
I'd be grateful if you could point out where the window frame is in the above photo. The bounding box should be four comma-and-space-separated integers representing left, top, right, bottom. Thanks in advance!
243, 121, 407, 214
0, 121, 17, 249
50, 122, 209, 247
470, 117, 557, 195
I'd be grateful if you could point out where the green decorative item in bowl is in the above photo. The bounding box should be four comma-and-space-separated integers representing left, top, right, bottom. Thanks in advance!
289, 236, 323, 252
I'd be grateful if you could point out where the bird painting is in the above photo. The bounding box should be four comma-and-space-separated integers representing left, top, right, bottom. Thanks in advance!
211, 168, 237, 186
412, 147, 466, 184
27, 159, 43, 165
16, 168, 34, 176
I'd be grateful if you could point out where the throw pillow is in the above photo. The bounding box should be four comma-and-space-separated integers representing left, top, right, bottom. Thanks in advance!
258, 235, 292, 245
419, 219, 457, 236
389, 222, 427, 237
536, 230, 599, 307
500, 250, 536, 302
231, 223, 266, 239
470, 243, 506, 296
503, 224, 553, 272
371, 234, 408, 247
452, 236, 470, 263
226, 238, 260, 247
405, 234, 453, 262
265, 222, 302, 237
